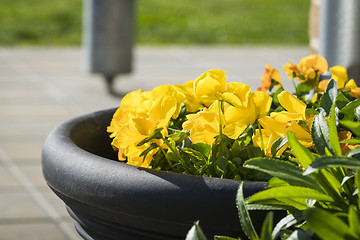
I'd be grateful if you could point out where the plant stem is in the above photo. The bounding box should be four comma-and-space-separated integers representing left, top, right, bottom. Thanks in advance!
159, 147, 176, 171
218, 100, 223, 138
161, 136, 192, 173
256, 120, 265, 155
291, 78, 299, 96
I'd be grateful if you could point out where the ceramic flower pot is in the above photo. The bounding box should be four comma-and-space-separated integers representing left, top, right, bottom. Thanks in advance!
42, 108, 283, 240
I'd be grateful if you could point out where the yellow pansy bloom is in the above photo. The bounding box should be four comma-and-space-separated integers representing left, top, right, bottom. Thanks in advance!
116, 95, 177, 156
270, 91, 306, 121
194, 69, 227, 102
283, 55, 328, 83
107, 89, 151, 144
224, 82, 252, 108
182, 102, 220, 144
317, 66, 359, 96
298, 55, 328, 81
283, 62, 300, 79
151, 84, 185, 118
253, 115, 312, 157
174, 80, 203, 112
329, 66, 348, 89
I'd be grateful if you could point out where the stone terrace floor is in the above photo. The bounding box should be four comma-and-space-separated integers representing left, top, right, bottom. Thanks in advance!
0, 46, 309, 239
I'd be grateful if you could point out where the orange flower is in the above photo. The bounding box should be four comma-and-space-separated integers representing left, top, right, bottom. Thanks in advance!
284, 55, 328, 83
283, 62, 300, 79
338, 131, 360, 155
258, 64, 282, 92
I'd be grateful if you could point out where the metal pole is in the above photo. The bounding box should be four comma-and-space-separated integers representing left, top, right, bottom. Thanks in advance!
83, 0, 135, 92
319, 0, 360, 82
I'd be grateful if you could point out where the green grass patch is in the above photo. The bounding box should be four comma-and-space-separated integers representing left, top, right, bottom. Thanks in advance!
0, 0, 310, 46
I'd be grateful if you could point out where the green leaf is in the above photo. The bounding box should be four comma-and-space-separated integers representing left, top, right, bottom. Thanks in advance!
348, 205, 360, 237
192, 143, 211, 159
182, 148, 208, 165
320, 79, 337, 116
312, 114, 333, 155
185, 221, 208, 240
248, 186, 334, 204
329, 104, 342, 156
136, 128, 163, 146
260, 212, 273, 240
335, 91, 351, 110
340, 120, 360, 137
355, 169, 360, 202
270, 136, 288, 157
346, 146, 360, 159
305, 208, 358, 240
139, 143, 159, 157
246, 202, 288, 211
244, 158, 321, 190
267, 177, 289, 188
341, 139, 360, 144
339, 99, 360, 121
303, 156, 360, 175
236, 183, 259, 239
297, 82, 314, 94
287, 131, 315, 168
214, 236, 240, 240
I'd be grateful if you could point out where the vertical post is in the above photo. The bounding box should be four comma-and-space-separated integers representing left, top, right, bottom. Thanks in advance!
319, 0, 360, 82
83, 0, 135, 92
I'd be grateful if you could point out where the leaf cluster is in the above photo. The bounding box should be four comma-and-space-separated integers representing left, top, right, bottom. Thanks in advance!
186, 79, 360, 240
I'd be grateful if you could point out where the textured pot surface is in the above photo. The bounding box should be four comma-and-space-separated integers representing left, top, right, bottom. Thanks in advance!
42, 108, 278, 240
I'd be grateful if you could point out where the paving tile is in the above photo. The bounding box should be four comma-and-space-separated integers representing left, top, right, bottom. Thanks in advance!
0, 192, 48, 219
0, 122, 56, 142
40, 190, 73, 219
60, 221, 83, 240
0, 165, 22, 190
15, 164, 47, 189
0, 142, 43, 164
0, 104, 74, 121
0, 222, 71, 240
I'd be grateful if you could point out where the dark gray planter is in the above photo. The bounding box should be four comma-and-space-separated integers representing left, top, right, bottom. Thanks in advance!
42, 108, 282, 240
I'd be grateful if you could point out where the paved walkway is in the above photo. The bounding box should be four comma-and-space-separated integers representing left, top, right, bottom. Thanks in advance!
0, 46, 309, 239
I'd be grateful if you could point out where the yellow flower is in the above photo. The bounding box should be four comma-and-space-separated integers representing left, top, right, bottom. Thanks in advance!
174, 80, 203, 112
126, 148, 156, 168
298, 55, 328, 81
223, 91, 271, 139
116, 95, 177, 160
193, 69, 227, 103
253, 116, 288, 156
270, 91, 306, 121
182, 102, 220, 144
283, 62, 300, 79
221, 82, 252, 108
258, 64, 282, 92
253, 128, 288, 157
253, 115, 312, 157
107, 89, 151, 144
329, 66, 348, 89
283, 55, 328, 83
183, 89, 271, 144
151, 84, 185, 118
317, 66, 359, 96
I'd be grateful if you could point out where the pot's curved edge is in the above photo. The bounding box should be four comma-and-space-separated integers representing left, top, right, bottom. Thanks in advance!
41, 108, 275, 238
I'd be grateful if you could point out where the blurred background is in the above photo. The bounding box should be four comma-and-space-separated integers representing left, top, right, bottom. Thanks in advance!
0, 0, 315, 239
0, 0, 311, 46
